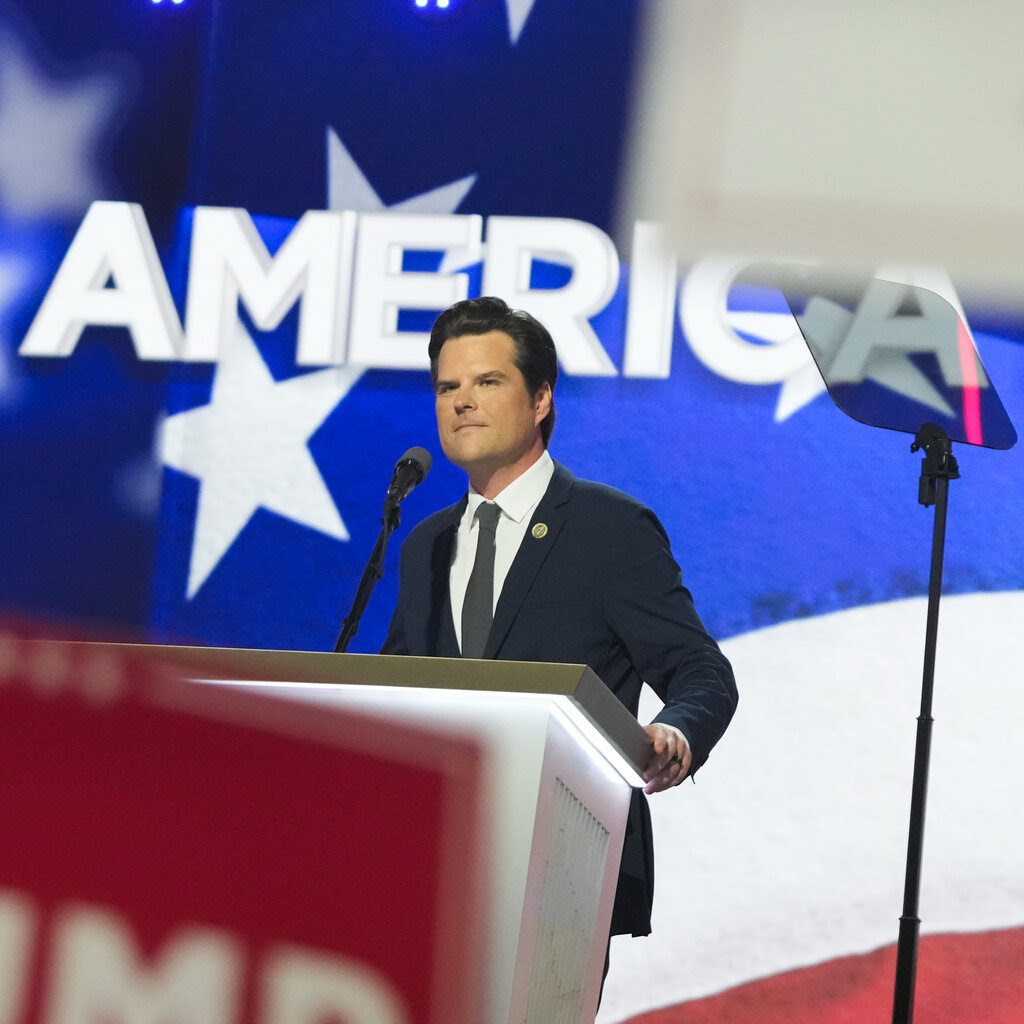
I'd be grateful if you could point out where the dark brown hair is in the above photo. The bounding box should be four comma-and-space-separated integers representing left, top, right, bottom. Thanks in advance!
428, 296, 558, 446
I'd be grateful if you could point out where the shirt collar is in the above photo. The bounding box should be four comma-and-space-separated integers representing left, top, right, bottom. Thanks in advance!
467, 450, 554, 524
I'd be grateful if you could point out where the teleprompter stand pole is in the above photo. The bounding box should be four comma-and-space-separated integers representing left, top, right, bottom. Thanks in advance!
892, 423, 960, 1024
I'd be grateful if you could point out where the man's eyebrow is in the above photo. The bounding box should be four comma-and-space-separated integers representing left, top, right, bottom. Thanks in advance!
435, 369, 509, 390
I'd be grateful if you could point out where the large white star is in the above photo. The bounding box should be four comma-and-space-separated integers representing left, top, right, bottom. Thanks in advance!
0, 33, 121, 220
163, 128, 481, 601
160, 325, 361, 598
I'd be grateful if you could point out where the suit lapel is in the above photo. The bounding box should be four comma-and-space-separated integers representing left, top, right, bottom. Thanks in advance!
485, 463, 574, 658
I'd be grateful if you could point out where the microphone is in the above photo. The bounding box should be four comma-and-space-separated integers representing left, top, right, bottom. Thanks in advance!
386, 447, 432, 505
335, 447, 431, 652
336, 446, 431, 652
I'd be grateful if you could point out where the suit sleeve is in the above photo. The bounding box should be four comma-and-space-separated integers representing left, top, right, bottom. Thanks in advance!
604, 505, 737, 774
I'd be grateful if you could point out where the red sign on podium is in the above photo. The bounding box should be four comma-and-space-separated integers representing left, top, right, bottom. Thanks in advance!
0, 627, 485, 1024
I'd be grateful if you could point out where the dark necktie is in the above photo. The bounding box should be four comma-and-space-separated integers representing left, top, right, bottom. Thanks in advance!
461, 502, 501, 659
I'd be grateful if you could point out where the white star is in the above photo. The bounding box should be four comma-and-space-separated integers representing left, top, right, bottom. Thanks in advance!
0, 33, 121, 220
161, 128, 484, 602
327, 126, 482, 269
726, 310, 828, 421
797, 293, 957, 417
773, 358, 831, 422
326, 127, 477, 214
160, 324, 361, 598
505, 0, 540, 43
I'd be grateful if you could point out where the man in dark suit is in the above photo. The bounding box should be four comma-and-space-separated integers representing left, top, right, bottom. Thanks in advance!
382, 295, 736, 941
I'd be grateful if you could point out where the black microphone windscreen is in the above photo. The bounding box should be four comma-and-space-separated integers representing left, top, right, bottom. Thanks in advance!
386, 447, 432, 505
397, 447, 432, 477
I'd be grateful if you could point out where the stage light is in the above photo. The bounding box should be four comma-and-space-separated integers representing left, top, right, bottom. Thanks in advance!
413, 0, 455, 10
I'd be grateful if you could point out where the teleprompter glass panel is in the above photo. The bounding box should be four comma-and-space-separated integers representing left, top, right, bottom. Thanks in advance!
749, 265, 1017, 450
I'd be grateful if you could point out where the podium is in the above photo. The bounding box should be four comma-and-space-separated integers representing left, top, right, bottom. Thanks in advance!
64, 642, 651, 1024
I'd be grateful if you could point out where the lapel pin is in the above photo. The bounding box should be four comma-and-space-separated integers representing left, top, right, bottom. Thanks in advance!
532, 523, 548, 539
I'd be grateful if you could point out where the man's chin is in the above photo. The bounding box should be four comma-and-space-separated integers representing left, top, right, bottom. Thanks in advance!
443, 447, 508, 485
440, 441, 487, 472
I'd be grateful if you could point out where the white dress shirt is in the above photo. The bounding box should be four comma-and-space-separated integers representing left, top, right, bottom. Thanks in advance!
449, 450, 555, 651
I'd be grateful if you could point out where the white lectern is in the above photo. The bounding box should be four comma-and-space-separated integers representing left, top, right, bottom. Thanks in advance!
75, 644, 651, 1024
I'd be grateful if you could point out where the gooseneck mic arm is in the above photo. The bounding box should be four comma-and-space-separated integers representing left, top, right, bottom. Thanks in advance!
334, 447, 432, 653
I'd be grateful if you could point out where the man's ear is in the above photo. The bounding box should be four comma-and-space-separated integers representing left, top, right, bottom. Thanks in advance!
534, 381, 553, 424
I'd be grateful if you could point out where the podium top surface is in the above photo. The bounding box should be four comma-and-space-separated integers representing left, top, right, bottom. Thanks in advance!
57, 642, 653, 780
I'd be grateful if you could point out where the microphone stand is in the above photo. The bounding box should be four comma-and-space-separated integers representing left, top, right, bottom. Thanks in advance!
334, 496, 402, 653
892, 423, 960, 1024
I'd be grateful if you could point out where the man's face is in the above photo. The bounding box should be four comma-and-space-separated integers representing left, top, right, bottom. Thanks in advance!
434, 331, 551, 487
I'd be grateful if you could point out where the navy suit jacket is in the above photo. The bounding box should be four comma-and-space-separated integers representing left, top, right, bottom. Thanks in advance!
382, 461, 737, 935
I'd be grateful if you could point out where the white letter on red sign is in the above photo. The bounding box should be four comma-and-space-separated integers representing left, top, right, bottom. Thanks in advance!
45, 907, 242, 1024
19, 202, 183, 360
0, 891, 36, 1024
262, 946, 409, 1024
